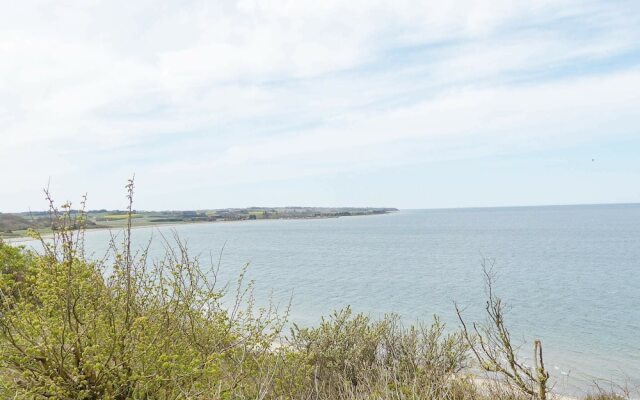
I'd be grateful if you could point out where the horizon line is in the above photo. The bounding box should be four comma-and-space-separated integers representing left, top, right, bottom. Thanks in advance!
4, 201, 639, 214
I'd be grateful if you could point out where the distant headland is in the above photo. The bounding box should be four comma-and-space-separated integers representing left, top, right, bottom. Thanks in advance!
0, 207, 398, 239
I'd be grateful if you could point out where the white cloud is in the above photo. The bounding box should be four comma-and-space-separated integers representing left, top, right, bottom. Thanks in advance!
149, 68, 640, 179
0, 0, 639, 210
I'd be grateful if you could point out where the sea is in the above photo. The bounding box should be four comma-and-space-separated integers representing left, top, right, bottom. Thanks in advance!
11, 204, 640, 396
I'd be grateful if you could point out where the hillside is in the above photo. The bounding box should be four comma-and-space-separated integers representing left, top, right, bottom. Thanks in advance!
0, 213, 51, 235
0, 207, 397, 238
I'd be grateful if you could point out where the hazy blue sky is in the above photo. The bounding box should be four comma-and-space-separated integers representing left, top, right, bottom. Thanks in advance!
2, 0, 640, 211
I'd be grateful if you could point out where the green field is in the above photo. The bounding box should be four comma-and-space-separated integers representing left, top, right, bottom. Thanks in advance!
97, 213, 144, 221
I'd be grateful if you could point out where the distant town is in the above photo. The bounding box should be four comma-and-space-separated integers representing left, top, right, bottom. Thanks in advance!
0, 207, 398, 238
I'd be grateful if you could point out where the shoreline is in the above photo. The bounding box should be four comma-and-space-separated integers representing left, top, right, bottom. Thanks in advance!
2, 210, 397, 242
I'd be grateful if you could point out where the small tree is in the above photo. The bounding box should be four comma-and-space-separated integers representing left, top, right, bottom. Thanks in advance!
456, 260, 550, 400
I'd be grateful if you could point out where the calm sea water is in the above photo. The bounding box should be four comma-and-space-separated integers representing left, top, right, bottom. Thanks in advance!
14, 204, 640, 395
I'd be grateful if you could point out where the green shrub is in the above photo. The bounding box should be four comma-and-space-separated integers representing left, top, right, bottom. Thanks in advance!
3, 182, 635, 400
288, 307, 469, 399
0, 240, 36, 306
0, 240, 288, 398
0, 185, 285, 399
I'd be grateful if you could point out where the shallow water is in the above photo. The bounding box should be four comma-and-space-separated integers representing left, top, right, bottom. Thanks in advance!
13, 204, 640, 396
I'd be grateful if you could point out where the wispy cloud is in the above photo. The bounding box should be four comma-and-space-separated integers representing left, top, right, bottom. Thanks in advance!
1, 0, 639, 210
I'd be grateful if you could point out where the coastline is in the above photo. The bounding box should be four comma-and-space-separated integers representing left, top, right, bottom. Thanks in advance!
3, 210, 637, 399
2, 210, 398, 242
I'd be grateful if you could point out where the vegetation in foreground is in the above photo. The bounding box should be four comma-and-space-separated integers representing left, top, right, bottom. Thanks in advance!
0, 184, 634, 399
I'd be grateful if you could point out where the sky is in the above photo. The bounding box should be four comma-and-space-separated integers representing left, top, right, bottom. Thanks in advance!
1, 0, 640, 211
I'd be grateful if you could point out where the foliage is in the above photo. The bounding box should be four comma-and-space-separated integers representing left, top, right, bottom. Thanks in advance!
288, 307, 471, 399
456, 260, 550, 400
1, 181, 635, 399
0, 240, 35, 308
0, 182, 285, 399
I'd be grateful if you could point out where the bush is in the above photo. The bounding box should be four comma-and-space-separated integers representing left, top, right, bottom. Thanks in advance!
0, 240, 286, 399
0, 216, 474, 399
0, 240, 35, 307
0, 184, 285, 399
287, 307, 470, 399
2, 182, 635, 400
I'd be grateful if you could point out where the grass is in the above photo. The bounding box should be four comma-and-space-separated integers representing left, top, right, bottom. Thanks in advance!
97, 213, 144, 220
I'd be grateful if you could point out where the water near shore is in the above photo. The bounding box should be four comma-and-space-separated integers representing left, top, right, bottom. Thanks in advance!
13, 204, 640, 396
